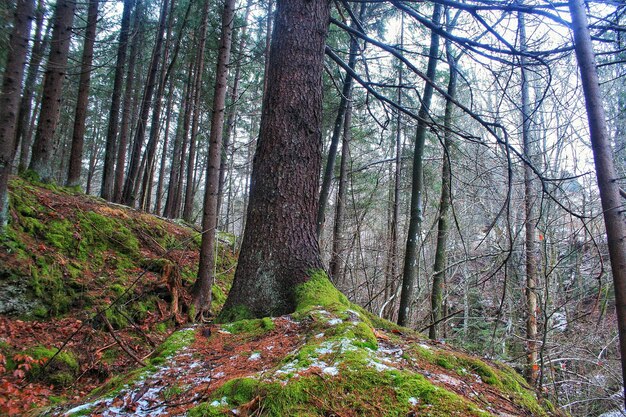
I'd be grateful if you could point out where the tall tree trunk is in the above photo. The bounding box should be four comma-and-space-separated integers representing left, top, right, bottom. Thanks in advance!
429, 40, 458, 340
316, 4, 364, 239
155, 78, 175, 214
122, 0, 169, 207
329, 97, 352, 288
0, 0, 34, 231
518, 11, 539, 385
192, 0, 237, 317
182, 0, 210, 222
66, 0, 99, 187
29, 0, 76, 182
220, 0, 329, 320
569, 0, 626, 406
383, 15, 404, 321
85, 126, 99, 195
163, 59, 193, 218
216, 0, 253, 225
114, 0, 142, 203
398, 3, 442, 327
16, 0, 45, 172
100, 0, 133, 200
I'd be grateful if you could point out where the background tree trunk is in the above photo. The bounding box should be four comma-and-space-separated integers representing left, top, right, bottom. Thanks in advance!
29, 0, 76, 182
398, 3, 442, 327
569, 0, 626, 406
220, 0, 329, 319
192, 0, 237, 317
0, 0, 34, 230
100, 0, 133, 200
66, 0, 99, 187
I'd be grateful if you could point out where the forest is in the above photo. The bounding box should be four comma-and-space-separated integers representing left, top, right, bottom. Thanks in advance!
0, 0, 625, 416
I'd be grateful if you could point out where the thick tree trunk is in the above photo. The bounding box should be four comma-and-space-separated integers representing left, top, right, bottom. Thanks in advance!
429, 41, 457, 340
113, 1, 142, 203
182, 0, 210, 222
0, 0, 34, 231
192, 0, 237, 317
122, 0, 169, 207
220, 0, 329, 319
398, 3, 442, 327
66, 0, 99, 187
29, 0, 76, 182
100, 0, 133, 200
569, 0, 626, 406
16, 0, 45, 173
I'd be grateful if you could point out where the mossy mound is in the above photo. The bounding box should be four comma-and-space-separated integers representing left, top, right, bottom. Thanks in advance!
52, 273, 558, 417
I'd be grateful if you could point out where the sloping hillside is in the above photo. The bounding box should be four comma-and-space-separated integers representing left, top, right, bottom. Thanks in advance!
0, 179, 558, 416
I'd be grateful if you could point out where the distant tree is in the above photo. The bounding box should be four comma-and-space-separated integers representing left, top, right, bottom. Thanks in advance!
66, 0, 99, 187
192, 0, 236, 318
100, 0, 133, 200
0, 0, 34, 231
398, 3, 442, 328
29, 0, 76, 182
220, 0, 329, 319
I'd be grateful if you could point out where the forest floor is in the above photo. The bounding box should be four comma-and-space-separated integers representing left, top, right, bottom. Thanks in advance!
0, 178, 560, 416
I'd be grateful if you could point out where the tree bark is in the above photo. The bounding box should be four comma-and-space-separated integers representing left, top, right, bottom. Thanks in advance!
113, 0, 142, 203
29, 0, 76, 182
220, 0, 329, 319
569, 0, 626, 406
429, 40, 457, 340
155, 77, 175, 214
518, 11, 539, 385
192, 0, 237, 317
100, 0, 133, 200
216, 0, 253, 225
398, 3, 442, 327
121, 0, 169, 207
182, 0, 211, 222
16, 0, 45, 173
316, 6, 362, 238
0, 0, 34, 231
329, 97, 352, 288
66, 0, 99, 187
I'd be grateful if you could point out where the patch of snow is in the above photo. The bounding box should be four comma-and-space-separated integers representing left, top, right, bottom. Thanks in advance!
408, 397, 418, 406
327, 318, 343, 326
231, 409, 240, 415
249, 352, 261, 361
598, 410, 626, 417
315, 333, 325, 338
64, 402, 98, 416
210, 397, 229, 407
435, 373, 463, 387
368, 359, 391, 372
322, 366, 339, 376
214, 371, 225, 378
266, 345, 274, 350
419, 344, 430, 350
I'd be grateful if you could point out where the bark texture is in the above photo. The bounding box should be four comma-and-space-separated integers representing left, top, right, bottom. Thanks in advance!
29, 0, 76, 182
398, 3, 442, 327
0, 0, 34, 230
66, 0, 99, 187
221, 0, 329, 319
569, 0, 626, 406
100, 0, 133, 200
192, 0, 236, 316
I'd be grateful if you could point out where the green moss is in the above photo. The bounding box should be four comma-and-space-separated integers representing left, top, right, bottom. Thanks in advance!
217, 304, 254, 323
212, 284, 226, 308
44, 219, 76, 252
191, 368, 492, 417
223, 317, 275, 336
162, 385, 184, 401
150, 328, 196, 364
27, 346, 79, 387
294, 270, 349, 314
